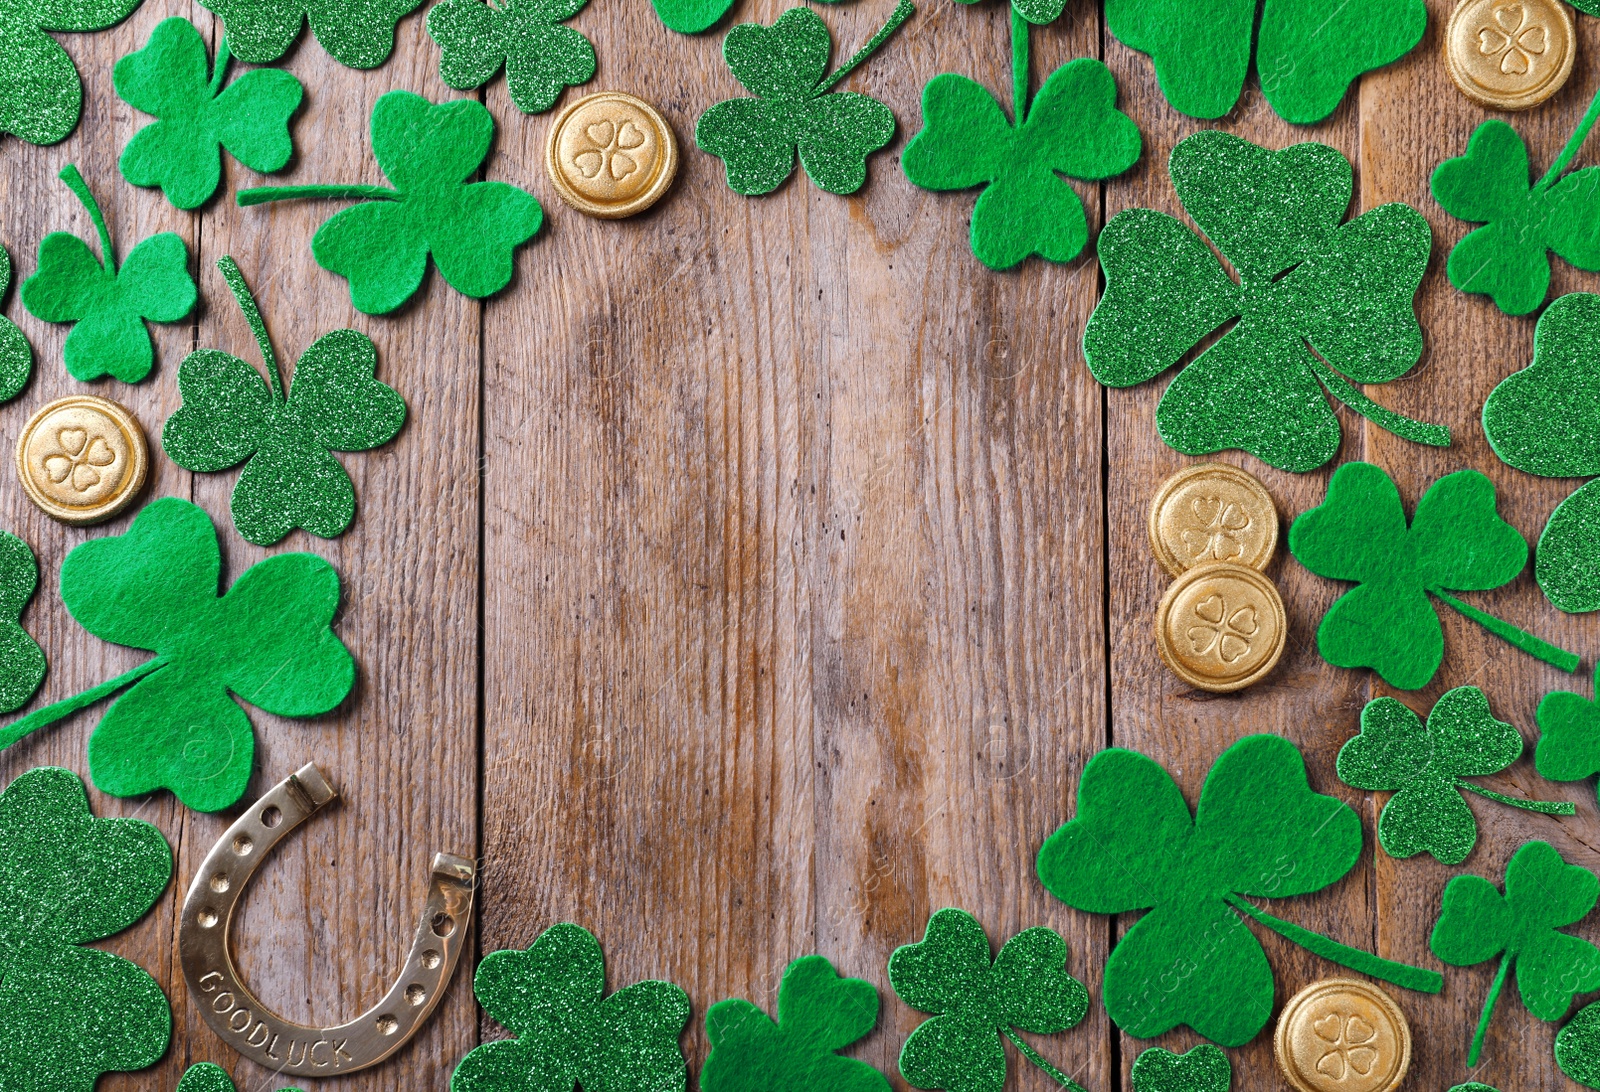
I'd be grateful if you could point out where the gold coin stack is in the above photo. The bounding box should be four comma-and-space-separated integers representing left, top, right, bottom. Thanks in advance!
1149, 463, 1287, 693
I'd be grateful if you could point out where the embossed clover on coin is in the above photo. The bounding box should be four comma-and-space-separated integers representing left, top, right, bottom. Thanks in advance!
1187, 592, 1258, 665
1479, 4, 1548, 74
1310, 1009, 1379, 1081
43, 427, 116, 493
1183, 498, 1252, 564
572, 118, 647, 184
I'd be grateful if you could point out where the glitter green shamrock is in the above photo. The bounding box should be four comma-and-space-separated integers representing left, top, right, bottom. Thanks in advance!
1559, 1001, 1600, 1089
427, 0, 594, 115
115, 19, 303, 211
887, 908, 1089, 1092
451, 922, 690, 1092
1289, 462, 1578, 690
1535, 664, 1600, 803
1337, 687, 1573, 866
197, 0, 423, 67
1129, 1045, 1231, 1092
696, 3, 914, 196
1083, 131, 1447, 473
164, 257, 405, 546
1037, 734, 1443, 1046
702, 955, 888, 1092
1431, 840, 1600, 1066
239, 91, 542, 315
0, 0, 140, 144
0, 245, 31, 404
0, 766, 171, 1091
0, 498, 355, 813
0, 531, 46, 715
652, 0, 731, 32
176, 1063, 302, 1092
21, 165, 197, 383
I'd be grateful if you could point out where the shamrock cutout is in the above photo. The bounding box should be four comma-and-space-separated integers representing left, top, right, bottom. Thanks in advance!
0, 498, 354, 812
1338, 686, 1573, 865
197, 0, 422, 67
176, 1063, 302, 1092
451, 922, 690, 1092
696, 3, 913, 196
0, 766, 171, 1090
1037, 734, 1442, 1046
903, 58, 1140, 270
164, 257, 406, 546
239, 91, 542, 315
1289, 461, 1578, 689
1083, 131, 1447, 473
652, 0, 732, 32
702, 955, 887, 1092
21, 166, 197, 383
887, 908, 1089, 1092
115, 19, 303, 211
1129, 1045, 1231, 1092
428, 0, 595, 115
1559, 1001, 1600, 1089
0, 0, 140, 144
1535, 664, 1600, 802
0, 531, 46, 714
0, 246, 33, 402
1431, 840, 1600, 1065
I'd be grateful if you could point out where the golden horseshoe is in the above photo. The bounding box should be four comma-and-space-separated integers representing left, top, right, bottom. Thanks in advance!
179, 763, 475, 1076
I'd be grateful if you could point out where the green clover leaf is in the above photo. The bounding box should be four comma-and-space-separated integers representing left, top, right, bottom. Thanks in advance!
0, 245, 34, 402
164, 257, 405, 546
0, 766, 171, 1091
451, 922, 690, 1092
115, 19, 303, 211
1535, 664, 1600, 803
702, 955, 887, 1092
1083, 131, 1447, 472
0, 530, 46, 714
1431, 840, 1600, 1065
239, 91, 543, 315
198, 0, 423, 66
1337, 687, 1573, 865
0, 0, 141, 144
652, 0, 731, 32
1559, 1000, 1600, 1088
21, 166, 197, 383
1129, 1045, 1231, 1092
887, 908, 1090, 1092
902, 59, 1140, 270
1036, 734, 1442, 1046
176, 1062, 302, 1092
427, 0, 595, 115
696, 4, 912, 196
1289, 461, 1578, 689
0, 497, 355, 812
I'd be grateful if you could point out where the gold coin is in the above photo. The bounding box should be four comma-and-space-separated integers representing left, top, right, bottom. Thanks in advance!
1154, 562, 1285, 693
16, 395, 149, 526
1148, 462, 1279, 577
1275, 978, 1412, 1092
546, 92, 678, 219
1445, 0, 1574, 110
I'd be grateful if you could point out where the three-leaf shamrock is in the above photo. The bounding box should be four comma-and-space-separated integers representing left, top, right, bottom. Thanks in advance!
239, 91, 543, 315
115, 19, 304, 210
1129, 1045, 1231, 1092
0, 245, 33, 402
0, 0, 140, 144
1431, 840, 1600, 1065
0, 530, 46, 714
1338, 686, 1573, 865
1289, 461, 1579, 689
696, 4, 913, 196
0, 498, 355, 812
1036, 734, 1443, 1047
164, 257, 406, 546
450, 922, 690, 1092
197, 0, 423, 67
1558, 1000, 1600, 1089
0, 766, 171, 1091
21, 165, 197, 383
427, 0, 595, 114
176, 1062, 302, 1092
1083, 131, 1448, 473
702, 955, 887, 1092
1535, 664, 1600, 803
887, 908, 1089, 1092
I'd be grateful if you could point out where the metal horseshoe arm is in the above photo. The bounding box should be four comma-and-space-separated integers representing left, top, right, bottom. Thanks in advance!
180, 763, 475, 1076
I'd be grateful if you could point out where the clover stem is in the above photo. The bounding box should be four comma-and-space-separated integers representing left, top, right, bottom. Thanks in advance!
0, 658, 165, 751
58, 165, 116, 276
1458, 779, 1576, 815
816, 0, 916, 93
1535, 83, 1600, 193
209, 36, 232, 99
1010, 3, 1029, 125
1001, 1028, 1088, 1092
217, 256, 284, 402
237, 185, 401, 206
1222, 893, 1445, 994
1305, 356, 1451, 448
1467, 951, 1513, 1066
1431, 590, 1581, 674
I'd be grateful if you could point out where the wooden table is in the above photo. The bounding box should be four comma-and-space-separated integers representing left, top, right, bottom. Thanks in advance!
7, 0, 1600, 1087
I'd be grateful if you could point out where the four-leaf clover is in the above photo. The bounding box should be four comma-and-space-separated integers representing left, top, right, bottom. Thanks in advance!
1535, 663, 1600, 803
428, 0, 595, 115
1431, 840, 1600, 1065
1129, 1045, 1231, 1092
198, 0, 423, 67
0, 0, 141, 144
0, 530, 46, 714
887, 908, 1090, 1092
1083, 131, 1448, 473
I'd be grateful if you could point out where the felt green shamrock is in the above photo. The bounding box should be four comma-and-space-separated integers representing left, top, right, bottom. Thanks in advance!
1037, 734, 1443, 1046
887, 908, 1089, 1092
451, 922, 690, 1092
1535, 664, 1600, 803
115, 19, 303, 211
0, 766, 171, 1091
239, 91, 542, 315
427, 0, 594, 114
1559, 1001, 1600, 1089
1129, 1045, 1231, 1092
0, 531, 46, 715
21, 166, 197, 383
176, 1062, 303, 1092
0, 0, 140, 144
0, 246, 34, 402
1337, 687, 1573, 866
1289, 462, 1578, 690
696, 3, 914, 196
1083, 131, 1447, 473
702, 955, 888, 1092
1431, 840, 1600, 1065
197, 0, 423, 66
0, 498, 355, 813
164, 257, 406, 546
652, 0, 732, 32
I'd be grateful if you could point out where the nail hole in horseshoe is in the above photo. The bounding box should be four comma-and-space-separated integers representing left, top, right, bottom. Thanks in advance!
375, 1014, 398, 1035
405, 984, 427, 1006
198, 908, 219, 928
431, 912, 456, 938
421, 949, 442, 969
260, 806, 282, 828
232, 834, 254, 856
208, 873, 230, 893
